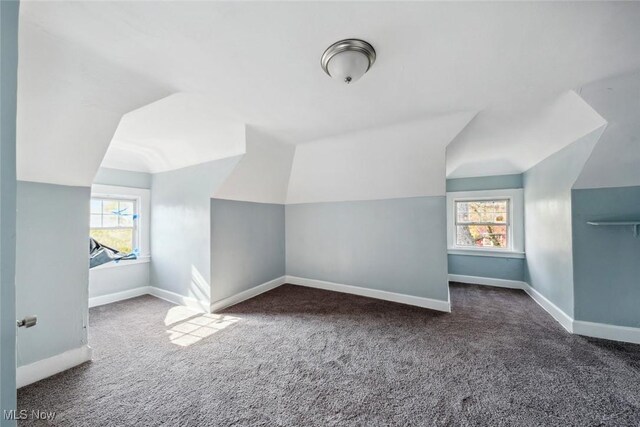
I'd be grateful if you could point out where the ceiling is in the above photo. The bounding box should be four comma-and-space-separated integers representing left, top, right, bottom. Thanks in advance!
16, 1, 640, 185
446, 90, 607, 178
574, 71, 640, 189
102, 93, 246, 173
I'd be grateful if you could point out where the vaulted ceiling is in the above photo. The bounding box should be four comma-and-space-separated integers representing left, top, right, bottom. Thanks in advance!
16, 1, 640, 185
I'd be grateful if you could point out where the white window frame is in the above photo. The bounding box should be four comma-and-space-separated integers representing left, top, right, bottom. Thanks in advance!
90, 196, 138, 251
446, 189, 524, 258
90, 184, 151, 269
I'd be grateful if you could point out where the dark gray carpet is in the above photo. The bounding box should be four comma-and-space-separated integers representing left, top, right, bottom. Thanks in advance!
17, 283, 640, 426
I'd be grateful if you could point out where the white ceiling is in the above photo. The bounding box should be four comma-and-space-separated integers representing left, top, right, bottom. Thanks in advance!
102, 93, 246, 173
574, 71, 640, 189
287, 112, 475, 204
446, 90, 607, 178
16, 1, 640, 185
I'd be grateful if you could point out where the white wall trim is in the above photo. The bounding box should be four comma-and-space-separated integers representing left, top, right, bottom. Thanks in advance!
521, 283, 574, 333
91, 184, 151, 258
286, 275, 451, 313
89, 285, 209, 312
448, 274, 527, 290
210, 276, 286, 312
147, 286, 209, 313
90, 256, 151, 271
89, 286, 151, 308
450, 274, 572, 331
17, 345, 92, 388
448, 249, 525, 259
573, 320, 640, 345
451, 275, 640, 344
446, 188, 524, 254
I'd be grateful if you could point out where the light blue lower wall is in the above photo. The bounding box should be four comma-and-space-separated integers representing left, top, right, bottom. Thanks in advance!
523, 130, 602, 318
572, 186, 640, 327
16, 181, 90, 366
150, 157, 240, 302
285, 197, 449, 302
448, 255, 524, 281
446, 174, 524, 282
90, 167, 152, 298
446, 174, 523, 192
210, 199, 285, 303
1, 0, 19, 416
93, 167, 151, 189
89, 263, 150, 299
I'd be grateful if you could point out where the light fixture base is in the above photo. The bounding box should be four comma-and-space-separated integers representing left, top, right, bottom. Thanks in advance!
321, 39, 376, 79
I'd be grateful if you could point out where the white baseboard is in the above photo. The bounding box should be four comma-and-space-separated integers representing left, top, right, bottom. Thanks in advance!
89, 285, 208, 312
210, 276, 286, 312
89, 286, 151, 308
573, 320, 640, 345
521, 283, 574, 333
147, 286, 209, 313
286, 275, 451, 313
448, 274, 573, 332
94, 277, 640, 347
17, 345, 92, 388
448, 274, 526, 290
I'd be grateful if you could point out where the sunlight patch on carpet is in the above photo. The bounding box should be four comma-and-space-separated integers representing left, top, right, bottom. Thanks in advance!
164, 307, 241, 347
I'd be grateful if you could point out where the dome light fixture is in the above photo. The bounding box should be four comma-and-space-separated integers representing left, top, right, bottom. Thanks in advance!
321, 39, 376, 84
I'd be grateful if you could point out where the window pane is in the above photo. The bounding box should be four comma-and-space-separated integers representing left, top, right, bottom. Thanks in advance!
102, 214, 118, 228
90, 214, 102, 228
90, 228, 134, 253
456, 200, 508, 224
90, 199, 102, 214
118, 201, 135, 227
456, 225, 508, 248
102, 200, 119, 215
119, 214, 134, 227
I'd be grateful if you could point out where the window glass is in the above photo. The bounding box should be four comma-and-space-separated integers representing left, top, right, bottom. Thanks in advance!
455, 200, 509, 248
90, 214, 102, 228
90, 228, 135, 253
90, 197, 137, 253
102, 200, 119, 215
90, 199, 102, 214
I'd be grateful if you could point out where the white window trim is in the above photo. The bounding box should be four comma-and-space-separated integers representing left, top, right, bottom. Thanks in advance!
91, 184, 151, 267
90, 196, 139, 249
90, 256, 151, 270
446, 189, 524, 258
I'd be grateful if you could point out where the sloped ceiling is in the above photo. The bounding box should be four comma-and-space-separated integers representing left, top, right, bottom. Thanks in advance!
16, 1, 640, 186
574, 71, 640, 189
213, 127, 295, 204
446, 91, 607, 178
287, 112, 476, 204
101, 93, 246, 174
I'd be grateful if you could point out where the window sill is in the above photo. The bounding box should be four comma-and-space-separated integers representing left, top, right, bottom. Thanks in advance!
447, 249, 525, 259
91, 256, 151, 271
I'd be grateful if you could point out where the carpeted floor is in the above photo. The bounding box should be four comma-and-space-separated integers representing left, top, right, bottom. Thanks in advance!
17, 283, 640, 426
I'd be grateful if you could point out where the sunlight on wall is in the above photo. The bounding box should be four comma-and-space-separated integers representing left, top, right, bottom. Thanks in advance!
190, 265, 210, 311
163, 305, 241, 347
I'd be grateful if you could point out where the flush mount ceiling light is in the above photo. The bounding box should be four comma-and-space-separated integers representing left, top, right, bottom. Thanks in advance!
321, 39, 376, 84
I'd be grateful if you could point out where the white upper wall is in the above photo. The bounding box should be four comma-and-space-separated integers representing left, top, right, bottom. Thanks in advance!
16, 18, 169, 186
16, 2, 640, 186
446, 91, 607, 178
574, 71, 640, 189
101, 93, 246, 174
214, 128, 295, 204
286, 112, 476, 204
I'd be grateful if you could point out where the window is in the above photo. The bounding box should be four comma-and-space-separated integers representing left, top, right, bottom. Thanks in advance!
446, 189, 524, 257
455, 199, 509, 248
90, 198, 137, 253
